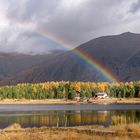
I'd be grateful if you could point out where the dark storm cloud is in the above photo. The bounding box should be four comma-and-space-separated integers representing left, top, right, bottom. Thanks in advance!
0, 0, 140, 54
6, 0, 59, 22
46, 0, 124, 45
129, 0, 140, 13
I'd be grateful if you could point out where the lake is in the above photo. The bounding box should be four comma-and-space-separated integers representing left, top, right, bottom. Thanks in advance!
0, 104, 140, 128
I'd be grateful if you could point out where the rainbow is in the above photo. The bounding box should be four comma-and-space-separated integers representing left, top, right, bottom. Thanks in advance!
6, 17, 119, 82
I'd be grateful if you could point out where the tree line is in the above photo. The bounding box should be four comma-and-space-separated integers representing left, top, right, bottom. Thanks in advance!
0, 81, 140, 99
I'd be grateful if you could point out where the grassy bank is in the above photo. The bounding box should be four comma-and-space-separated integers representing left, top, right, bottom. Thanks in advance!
0, 98, 140, 104
0, 123, 140, 140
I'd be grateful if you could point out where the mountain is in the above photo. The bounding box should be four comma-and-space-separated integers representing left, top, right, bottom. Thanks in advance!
77, 32, 140, 81
0, 32, 140, 85
0, 50, 64, 81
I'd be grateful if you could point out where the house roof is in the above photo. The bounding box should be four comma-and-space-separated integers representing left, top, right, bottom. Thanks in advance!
95, 92, 107, 96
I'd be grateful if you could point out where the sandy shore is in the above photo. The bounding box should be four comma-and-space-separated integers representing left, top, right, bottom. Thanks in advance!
0, 98, 140, 104
92, 98, 140, 104
0, 99, 78, 104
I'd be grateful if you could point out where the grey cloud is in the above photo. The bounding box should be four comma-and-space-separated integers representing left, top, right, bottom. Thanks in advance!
0, 0, 140, 54
129, 0, 140, 13
45, 0, 126, 45
6, 0, 59, 23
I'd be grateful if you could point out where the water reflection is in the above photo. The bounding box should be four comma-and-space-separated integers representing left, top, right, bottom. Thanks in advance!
0, 110, 140, 128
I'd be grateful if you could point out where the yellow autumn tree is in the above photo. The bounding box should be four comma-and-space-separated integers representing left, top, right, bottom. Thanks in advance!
98, 83, 105, 92
74, 82, 81, 92
32, 86, 37, 94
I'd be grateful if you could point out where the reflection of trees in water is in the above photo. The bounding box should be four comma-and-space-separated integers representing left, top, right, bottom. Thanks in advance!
66, 110, 111, 126
0, 110, 111, 128
0, 110, 139, 128
111, 110, 140, 125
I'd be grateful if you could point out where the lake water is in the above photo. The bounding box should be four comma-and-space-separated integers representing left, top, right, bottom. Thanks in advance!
0, 104, 140, 128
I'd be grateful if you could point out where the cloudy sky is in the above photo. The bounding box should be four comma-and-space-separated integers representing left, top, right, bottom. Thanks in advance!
0, 0, 140, 54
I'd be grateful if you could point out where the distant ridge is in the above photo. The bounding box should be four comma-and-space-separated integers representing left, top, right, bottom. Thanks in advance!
0, 32, 140, 85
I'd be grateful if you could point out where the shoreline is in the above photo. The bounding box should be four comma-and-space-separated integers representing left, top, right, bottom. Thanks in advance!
0, 98, 140, 104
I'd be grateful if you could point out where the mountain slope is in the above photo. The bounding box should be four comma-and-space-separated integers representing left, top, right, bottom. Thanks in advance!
0, 32, 140, 85
0, 51, 64, 81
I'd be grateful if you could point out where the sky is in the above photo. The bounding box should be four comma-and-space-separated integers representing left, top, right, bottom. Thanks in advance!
0, 0, 140, 54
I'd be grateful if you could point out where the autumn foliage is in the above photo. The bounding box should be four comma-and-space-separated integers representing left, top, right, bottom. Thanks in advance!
0, 81, 140, 99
